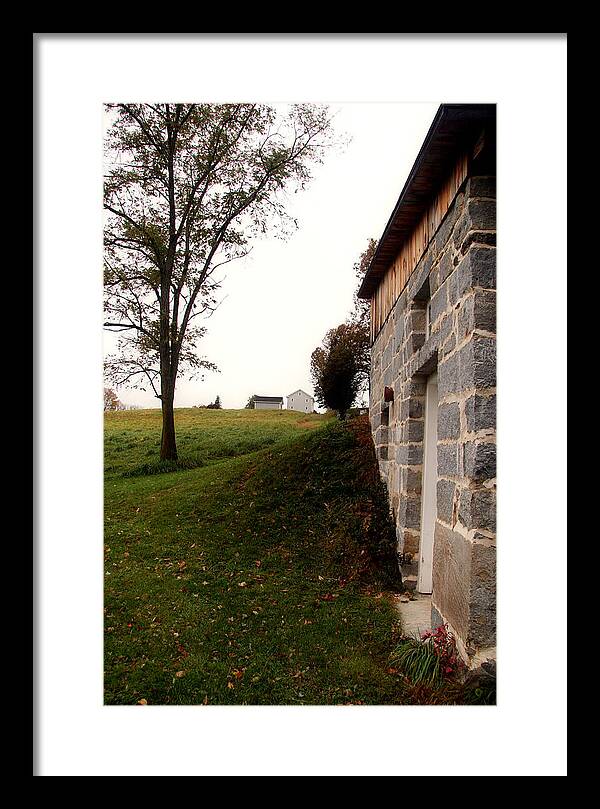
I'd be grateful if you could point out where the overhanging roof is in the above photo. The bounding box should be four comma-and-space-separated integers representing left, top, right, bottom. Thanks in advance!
358, 104, 496, 300
254, 395, 283, 402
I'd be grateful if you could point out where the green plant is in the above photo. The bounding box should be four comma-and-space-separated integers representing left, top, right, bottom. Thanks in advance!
420, 624, 461, 677
391, 624, 462, 688
391, 637, 443, 688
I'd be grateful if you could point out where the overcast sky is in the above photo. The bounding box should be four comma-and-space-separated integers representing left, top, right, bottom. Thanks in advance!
104, 102, 439, 410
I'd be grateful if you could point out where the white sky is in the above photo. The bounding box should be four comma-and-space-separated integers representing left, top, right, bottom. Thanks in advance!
104, 103, 439, 409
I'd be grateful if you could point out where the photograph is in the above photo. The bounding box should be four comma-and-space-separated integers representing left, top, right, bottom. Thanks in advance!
35, 33, 567, 777
102, 101, 497, 706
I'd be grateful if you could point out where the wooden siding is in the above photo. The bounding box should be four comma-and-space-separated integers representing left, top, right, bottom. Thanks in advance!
370, 152, 468, 342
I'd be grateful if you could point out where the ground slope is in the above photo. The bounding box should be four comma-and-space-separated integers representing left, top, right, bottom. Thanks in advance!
104, 409, 407, 705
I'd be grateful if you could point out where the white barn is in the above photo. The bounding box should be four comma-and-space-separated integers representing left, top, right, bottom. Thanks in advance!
287, 389, 314, 414
253, 395, 283, 410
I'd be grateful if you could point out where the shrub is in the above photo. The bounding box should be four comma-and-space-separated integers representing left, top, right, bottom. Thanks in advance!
392, 623, 461, 687
420, 624, 462, 678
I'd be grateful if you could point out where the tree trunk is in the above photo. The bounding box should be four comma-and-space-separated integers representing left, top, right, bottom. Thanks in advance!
160, 393, 177, 460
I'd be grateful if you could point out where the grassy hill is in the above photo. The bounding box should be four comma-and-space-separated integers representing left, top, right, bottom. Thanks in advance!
104, 407, 411, 705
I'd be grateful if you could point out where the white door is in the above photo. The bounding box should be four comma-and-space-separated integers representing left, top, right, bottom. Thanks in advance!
417, 371, 438, 594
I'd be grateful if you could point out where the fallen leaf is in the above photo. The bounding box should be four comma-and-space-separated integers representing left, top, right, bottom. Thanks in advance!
138, 699, 148, 705
175, 670, 185, 678
227, 681, 235, 689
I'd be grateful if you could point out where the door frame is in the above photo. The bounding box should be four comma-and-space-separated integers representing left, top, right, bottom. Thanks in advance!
417, 370, 438, 594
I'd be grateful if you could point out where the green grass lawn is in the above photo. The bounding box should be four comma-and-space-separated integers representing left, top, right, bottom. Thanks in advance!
104, 407, 416, 705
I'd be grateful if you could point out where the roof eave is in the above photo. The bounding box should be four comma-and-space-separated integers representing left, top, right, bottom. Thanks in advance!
357, 103, 495, 300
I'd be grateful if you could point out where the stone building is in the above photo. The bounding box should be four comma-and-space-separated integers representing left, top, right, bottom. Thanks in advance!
357, 104, 496, 667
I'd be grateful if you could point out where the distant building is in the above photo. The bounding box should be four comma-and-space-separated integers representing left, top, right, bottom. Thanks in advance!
286, 389, 314, 414
253, 395, 283, 410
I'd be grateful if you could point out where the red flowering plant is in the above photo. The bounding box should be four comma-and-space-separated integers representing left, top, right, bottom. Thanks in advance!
391, 622, 463, 688
420, 623, 462, 678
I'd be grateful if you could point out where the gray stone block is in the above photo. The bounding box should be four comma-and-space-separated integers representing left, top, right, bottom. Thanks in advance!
374, 426, 388, 445
468, 542, 496, 647
438, 402, 460, 440
394, 316, 405, 346
456, 246, 496, 297
402, 467, 422, 494
452, 212, 471, 250
409, 308, 427, 333
468, 175, 496, 200
463, 441, 496, 481
406, 331, 426, 356
439, 332, 456, 360
465, 394, 496, 432
403, 418, 425, 443
439, 312, 454, 344
400, 397, 424, 420
459, 488, 496, 532
432, 523, 471, 641
458, 335, 496, 391
472, 335, 496, 389
457, 296, 474, 343
467, 198, 496, 231
398, 495, 421, 530
473, 288, 496, 333
370, 408, 384, 429
446, 270, 460, 309
437, 479, 456, 523
429, 264, 441, 296
396, 443, 423, 466
382, 341, 393, 369
438, 250, 454, 286
414, 333, 439, 376
403, 379, 427, 397
438, 351, 460, 398
460, 231, 496, 255
456, 288, 496, 338
430, 283, 448, 326
437, 442, 459, 477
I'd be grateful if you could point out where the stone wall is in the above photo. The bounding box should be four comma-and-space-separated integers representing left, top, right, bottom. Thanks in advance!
369, 172, 496, 664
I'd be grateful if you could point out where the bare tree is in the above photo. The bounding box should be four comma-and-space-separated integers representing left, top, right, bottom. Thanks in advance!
104, 103, 338, 459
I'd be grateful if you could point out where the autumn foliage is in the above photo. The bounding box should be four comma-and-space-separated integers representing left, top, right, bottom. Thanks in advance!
310, 322, 370, 418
